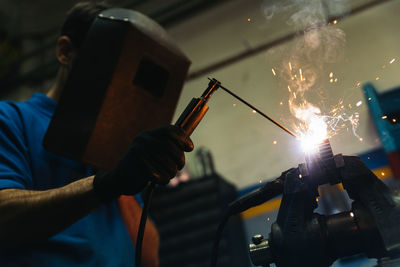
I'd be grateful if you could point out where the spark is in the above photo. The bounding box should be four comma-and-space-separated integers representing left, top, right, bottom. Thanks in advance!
329, 72, 333, 78
298, 174, 302, 179
334, 78, 338, 83
356, 101, 362, 107
289, 62, 292, 71
382, 115, 387, 119
267, 217, 270, 221
359, 137, 363, 142
333, 19, 338, 24
288, 86, 292, 92
299, 68, 303, 81
368, 97, 372, 101
280, 101, 283, 106
316, 198, 319, 202
259, 179, 262, 183
248, 18, 251, 22
293, 92, 297, 99
390, 58, 396, 64
356, 82, 361, 87
376, 77, 380, 80
320, 112, 361, 141
381, 172, 385, 176
350, 212, 354, 218
330, 79, 333, 83
233, 103, 237, 107
252, 110, 257, 114
273, 140, 277, 144
393, 118, 397, 123
271, 68, 276, 76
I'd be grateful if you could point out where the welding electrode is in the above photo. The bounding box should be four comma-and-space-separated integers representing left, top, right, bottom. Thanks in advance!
207, 78, 297, 138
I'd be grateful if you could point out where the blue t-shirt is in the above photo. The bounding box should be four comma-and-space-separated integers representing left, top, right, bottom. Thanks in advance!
0, 93, 135, 266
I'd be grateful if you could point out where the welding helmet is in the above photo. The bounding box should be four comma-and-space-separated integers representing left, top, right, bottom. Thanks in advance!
43, 8, 191, 170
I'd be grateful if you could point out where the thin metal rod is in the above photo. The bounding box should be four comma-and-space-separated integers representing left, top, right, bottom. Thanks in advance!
210, 78, 297, 138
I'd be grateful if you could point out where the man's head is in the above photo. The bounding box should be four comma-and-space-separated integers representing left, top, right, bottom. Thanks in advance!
50, 1, 110, 100
60, 1, 111, 50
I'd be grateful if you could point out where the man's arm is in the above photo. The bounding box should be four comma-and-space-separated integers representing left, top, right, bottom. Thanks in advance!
0, 125, 193, 248
0, 176, 100, 247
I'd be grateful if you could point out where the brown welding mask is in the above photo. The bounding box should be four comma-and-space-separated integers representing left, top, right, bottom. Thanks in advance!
43, 8, 191, 170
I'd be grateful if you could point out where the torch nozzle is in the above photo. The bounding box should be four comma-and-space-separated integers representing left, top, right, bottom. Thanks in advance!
201, 78, 220, 101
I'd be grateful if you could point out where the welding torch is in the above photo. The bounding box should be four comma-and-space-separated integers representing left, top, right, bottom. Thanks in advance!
136, 78, 221, 267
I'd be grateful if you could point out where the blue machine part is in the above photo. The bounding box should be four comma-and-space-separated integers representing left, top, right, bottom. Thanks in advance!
363, 83, 400, 152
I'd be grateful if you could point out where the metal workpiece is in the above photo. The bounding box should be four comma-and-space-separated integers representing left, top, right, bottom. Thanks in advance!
303, 140, 344, 186
249, 236, 274, 267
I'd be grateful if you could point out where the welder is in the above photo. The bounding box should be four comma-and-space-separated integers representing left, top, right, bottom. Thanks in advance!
0, 2, 193, 266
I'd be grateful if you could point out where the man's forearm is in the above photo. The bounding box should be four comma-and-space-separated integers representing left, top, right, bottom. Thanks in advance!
0, 176, 101, 247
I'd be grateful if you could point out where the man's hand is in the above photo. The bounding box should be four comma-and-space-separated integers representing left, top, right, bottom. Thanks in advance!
93, 125, 194, 201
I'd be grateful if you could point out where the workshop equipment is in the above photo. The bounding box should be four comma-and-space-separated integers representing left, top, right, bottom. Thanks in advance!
149, 172, 250, 267
248, 140, 400, 267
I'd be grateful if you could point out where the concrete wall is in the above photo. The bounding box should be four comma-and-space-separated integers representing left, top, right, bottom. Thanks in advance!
168, 0, 400, 188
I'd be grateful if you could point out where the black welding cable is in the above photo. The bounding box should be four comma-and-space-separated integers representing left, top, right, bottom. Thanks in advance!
210, 209, 231, 267
209, 172, 289, 267
135, 182, 156, 267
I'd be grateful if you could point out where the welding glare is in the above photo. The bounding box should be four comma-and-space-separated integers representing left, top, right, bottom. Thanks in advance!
293, 104, 328, 153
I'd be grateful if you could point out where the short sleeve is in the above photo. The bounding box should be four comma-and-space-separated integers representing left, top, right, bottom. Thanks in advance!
0, 103, 33, 189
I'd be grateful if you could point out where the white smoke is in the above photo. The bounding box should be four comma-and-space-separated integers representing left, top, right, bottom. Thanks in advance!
263, 0, 353, 142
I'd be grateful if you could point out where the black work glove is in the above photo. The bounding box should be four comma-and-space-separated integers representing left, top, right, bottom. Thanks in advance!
93, 125, 194, 201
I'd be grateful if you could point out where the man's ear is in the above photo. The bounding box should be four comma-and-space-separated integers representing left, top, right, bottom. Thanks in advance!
56, 36, 75, 66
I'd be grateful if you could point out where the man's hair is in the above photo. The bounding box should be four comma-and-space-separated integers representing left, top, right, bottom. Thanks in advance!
61, 1, 111, 48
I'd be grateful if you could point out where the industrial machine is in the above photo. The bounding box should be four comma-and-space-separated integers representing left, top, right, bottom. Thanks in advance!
247, 140, 400, 267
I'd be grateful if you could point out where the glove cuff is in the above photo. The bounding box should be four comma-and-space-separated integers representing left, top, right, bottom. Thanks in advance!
93, 170, 122, 202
